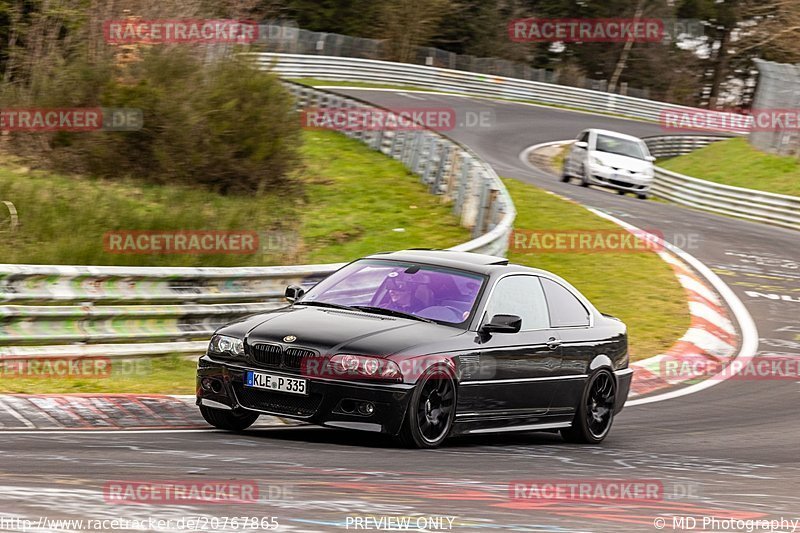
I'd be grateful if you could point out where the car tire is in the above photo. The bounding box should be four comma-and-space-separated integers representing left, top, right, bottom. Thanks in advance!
637, 192, 649, 200
200, 405, 259, 431
398, 365, 456, 449
561, 369, 616, 444
560, 166, 571, 182
617, 189, 626, 196
579, 165, 590, 187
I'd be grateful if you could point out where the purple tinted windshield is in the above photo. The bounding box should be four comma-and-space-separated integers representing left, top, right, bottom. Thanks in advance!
299, 260, 485, 325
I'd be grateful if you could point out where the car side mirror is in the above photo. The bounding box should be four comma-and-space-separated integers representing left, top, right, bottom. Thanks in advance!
645, 155, 656, 162
574, 141, 588, 149
481, 314, 522, 334
285, 284, 305, 303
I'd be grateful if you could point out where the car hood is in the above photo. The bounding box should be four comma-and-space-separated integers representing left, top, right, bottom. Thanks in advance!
216, 305, 465, 357
590, 151, 652, 172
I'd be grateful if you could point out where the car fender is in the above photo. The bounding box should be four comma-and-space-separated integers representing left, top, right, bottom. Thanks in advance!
396, 353, 457, 385
589, 354, 613, 372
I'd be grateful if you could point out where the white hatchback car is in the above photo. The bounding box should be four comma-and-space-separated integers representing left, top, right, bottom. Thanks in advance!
562, 129, 656, 199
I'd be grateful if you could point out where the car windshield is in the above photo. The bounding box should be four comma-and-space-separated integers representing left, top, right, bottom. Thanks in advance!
297, 259, 486, 326
595, 134, 647, 160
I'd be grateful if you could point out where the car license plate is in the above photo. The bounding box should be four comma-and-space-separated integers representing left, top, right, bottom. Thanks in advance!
245, 371, 307, 395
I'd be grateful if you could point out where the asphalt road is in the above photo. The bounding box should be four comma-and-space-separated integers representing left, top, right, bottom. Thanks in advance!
0, 89, 798, 533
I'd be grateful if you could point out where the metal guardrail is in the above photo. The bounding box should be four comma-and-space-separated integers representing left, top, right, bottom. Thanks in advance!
0, 81, 515, 358
643, 135, 800, 231
253, 53, 751, 132
643, 135, 732, 159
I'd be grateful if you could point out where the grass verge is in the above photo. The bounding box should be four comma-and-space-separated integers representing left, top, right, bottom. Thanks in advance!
0, 355, 197, 394
504, 178, 689, 362
0, 130, 468, 266
659, 137, 800, 197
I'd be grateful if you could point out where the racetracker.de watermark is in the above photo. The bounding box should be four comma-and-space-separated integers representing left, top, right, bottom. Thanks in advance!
103, 19, 258, 44
301, 107, 494, 132
103, 480, 260, 505
0, 108, 142, 132
103, 230, 260, 255
660, 108, 800, 133
509, 229, 664, 254
510, 479, 664, 502
299, 355, 488, 381
0, 357, 113, 379
509, 18, 664, 43
660, 354, 800, 381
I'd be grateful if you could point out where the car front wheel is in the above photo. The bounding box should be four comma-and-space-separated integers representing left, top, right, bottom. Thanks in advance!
561, 369, 616, 444
200, 405, 259, 431
561, 164, 571, 182
579, 165, 590, 187
398, 365, 456, 449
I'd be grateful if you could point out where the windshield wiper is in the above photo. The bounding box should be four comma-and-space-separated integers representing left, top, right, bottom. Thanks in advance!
295, 301, 354, 311
351, 305, 435, 323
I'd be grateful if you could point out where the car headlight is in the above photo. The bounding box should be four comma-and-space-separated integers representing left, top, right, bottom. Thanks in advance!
327, 354, 402, 382
208, 335, 245, 357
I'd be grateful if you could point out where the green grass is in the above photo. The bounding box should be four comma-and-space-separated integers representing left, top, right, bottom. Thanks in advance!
0, 355, 197, 394
659, 137, 800, 197
299, 132, 467, 263
504, 179, 689, 362
0, 129, 468, 266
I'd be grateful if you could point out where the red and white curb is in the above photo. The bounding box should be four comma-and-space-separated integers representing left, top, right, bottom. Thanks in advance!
628, 251, 738, 397
0, 394, 294, 431
586, 207, 758, 405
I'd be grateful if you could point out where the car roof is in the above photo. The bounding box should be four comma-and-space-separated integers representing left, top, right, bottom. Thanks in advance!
586, 128, 644, 143
364, 249, 550, 276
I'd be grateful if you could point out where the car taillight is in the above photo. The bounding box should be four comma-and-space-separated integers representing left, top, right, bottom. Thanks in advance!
328, 354, 402, 382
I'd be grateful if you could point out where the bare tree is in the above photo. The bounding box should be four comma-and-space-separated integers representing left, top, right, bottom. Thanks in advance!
378, 0, 453, 63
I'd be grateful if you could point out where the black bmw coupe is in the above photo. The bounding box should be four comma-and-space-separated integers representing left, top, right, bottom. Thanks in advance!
197, 249, 632, 448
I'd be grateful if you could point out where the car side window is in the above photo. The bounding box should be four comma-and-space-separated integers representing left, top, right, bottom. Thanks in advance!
484, 275, 549, 330
577, 131, 589, 144
541, 278, 590, 327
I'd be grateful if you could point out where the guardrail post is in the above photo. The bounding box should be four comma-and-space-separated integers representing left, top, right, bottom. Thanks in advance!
473, 175, 488, 237
405, 131, 423, 170
422, 138, 439, 183
432, 146, 451, 194
454, 156, 470, 215
414, 135, 427, 177
389, 129, 404, 159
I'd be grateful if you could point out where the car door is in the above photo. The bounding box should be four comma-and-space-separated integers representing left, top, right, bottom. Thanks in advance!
540, 277, 594, 415
458, 275, 563, 422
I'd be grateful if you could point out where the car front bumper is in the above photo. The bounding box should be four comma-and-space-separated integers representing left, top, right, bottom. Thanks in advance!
613, 367, 633, 414
196, 355, 414, 435
588, 165, 653, 193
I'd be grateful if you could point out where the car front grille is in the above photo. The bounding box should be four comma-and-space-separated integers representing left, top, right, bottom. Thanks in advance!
247, 342, 318, 372
233, 383, 322, 417
284, 347, 315, 370
250, 343, 282, 367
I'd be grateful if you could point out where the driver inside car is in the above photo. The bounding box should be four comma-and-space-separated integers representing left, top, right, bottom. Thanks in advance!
384, 277, 432, 314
